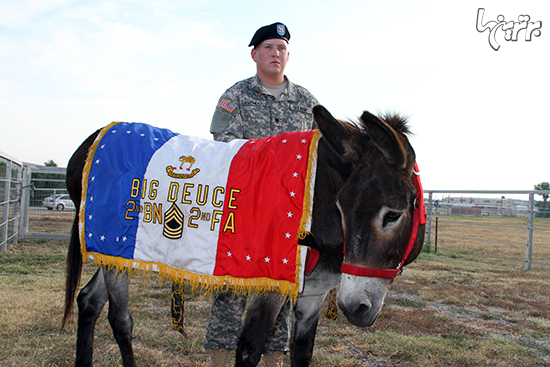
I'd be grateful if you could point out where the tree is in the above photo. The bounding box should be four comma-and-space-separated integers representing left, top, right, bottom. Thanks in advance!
534, 182, 549, 202
534, 182, 550, 218
44, 159, 58, 167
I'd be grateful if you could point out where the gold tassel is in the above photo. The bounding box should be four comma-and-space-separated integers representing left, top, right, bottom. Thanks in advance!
171, 282, 187, 337
325, 288, 339, 320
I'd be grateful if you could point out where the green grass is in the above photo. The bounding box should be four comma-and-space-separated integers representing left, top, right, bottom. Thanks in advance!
0, 239, 66, 274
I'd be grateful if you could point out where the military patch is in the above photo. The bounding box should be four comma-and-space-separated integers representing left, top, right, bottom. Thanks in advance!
277, 24, 286, 36
219, 98, 237, 113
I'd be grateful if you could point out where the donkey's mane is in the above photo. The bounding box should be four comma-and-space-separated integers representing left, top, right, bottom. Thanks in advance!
341, 112, 412, 138
378, 112, 412, 136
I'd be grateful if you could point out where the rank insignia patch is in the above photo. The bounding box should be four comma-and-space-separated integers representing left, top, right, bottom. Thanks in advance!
219, 99, 236, 113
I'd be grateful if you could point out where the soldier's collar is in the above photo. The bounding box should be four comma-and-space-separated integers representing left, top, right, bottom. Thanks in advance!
253, 75, 297, 101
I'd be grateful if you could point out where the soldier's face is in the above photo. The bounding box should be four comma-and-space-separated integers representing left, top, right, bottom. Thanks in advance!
252, 39, 289, 78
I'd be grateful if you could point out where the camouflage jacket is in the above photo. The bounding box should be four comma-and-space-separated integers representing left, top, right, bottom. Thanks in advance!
210, 75, 318, 142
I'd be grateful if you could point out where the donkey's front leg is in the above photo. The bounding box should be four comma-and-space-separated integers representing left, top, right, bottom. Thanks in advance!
236, 292, 286, 367
103, 268, 136, 367
290, 294, 325, 367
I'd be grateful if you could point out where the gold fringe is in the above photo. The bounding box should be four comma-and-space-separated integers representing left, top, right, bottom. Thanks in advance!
78, 125, 322, 302
293, 130, 320, 303
298, 130, 320, 240
79, 121, 123, 261
85, 251, 300, 300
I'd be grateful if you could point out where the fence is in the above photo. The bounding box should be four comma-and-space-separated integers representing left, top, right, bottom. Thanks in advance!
19, 165, 72, 240
424, 190, 550, 271
0, 151, 23, 252
5, 158, 550, 272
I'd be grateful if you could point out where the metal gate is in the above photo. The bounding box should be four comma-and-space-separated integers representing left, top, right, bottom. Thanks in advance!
0, 151, 23, 252
20, 164, 71, 240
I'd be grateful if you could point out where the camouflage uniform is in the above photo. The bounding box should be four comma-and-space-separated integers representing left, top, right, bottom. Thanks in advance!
205, 74, 318, 352
210, 74, 318, 142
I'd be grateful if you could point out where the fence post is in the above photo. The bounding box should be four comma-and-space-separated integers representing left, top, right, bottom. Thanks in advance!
19, 165, 31, 240
12, 178, 20, 246
425, 191, 433, 252
525, 192, 534, 271
1, 160, 13, 252
434, 214, 439, 254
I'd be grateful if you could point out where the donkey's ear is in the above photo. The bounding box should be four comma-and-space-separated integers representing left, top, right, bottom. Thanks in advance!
361, 111, 407, 169
313, 105, 362, 162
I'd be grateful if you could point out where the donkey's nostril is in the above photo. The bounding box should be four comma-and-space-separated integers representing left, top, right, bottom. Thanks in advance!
355, 300, 372, 316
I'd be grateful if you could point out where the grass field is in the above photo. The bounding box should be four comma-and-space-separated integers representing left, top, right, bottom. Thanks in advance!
429, 215, 550, 268
1, 216, 549, 366
27, 208, 75, 234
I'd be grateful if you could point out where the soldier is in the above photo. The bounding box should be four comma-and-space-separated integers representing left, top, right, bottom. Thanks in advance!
206, 22, 318, 367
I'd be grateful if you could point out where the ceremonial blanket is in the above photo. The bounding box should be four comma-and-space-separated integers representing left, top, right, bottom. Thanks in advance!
80, 122, 320, 298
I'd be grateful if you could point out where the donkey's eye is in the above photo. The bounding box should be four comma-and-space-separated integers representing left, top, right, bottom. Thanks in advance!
383, 211, 402, 227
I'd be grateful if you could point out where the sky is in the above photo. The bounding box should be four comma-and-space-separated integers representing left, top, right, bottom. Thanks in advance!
0, 0, 548, 195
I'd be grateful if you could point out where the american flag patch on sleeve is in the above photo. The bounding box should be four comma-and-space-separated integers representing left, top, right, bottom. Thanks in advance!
219, 98, 237, 113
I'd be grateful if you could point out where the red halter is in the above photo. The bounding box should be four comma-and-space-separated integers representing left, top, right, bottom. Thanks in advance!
340, 162, 426, 279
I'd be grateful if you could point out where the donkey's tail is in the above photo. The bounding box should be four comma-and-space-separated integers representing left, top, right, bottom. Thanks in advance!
61, 214, 83, 330
60, 129, 99, 330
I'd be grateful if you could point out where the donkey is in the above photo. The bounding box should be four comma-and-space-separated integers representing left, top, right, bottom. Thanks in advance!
62, 105, 425, 367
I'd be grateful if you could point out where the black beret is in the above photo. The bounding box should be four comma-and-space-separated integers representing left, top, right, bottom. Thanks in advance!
248, 22, 290, 47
